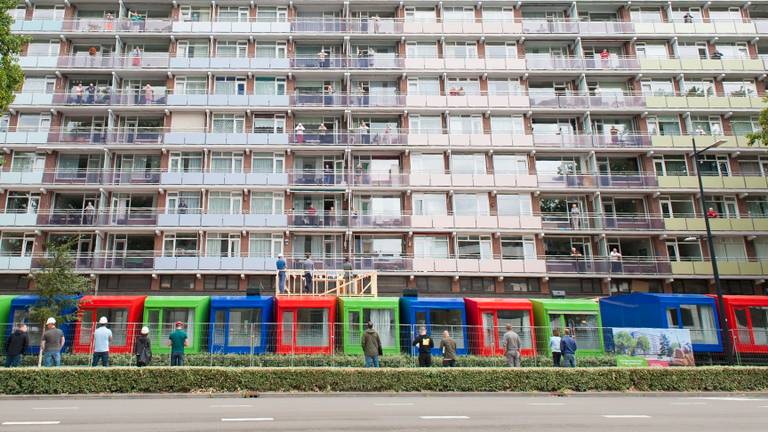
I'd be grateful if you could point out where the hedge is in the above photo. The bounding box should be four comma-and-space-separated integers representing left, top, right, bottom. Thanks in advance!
0, 353, 617, 368
1, 367, 768, 394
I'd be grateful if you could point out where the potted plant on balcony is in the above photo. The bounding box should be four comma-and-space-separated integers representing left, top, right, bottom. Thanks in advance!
686, 86, 704, 97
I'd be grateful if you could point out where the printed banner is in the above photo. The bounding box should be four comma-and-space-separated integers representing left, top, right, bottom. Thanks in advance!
612, 327, 695, 367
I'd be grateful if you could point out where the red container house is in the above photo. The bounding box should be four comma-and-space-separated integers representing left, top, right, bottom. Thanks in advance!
275, 296, 336, 354
73, 296, 146, 354
465, 298, 536, 357
718, 295, 768, 354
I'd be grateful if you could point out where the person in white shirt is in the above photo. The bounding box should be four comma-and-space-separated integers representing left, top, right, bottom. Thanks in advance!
92, 316, 113, 367
610, 247, 623, 273
549, 328, 562, 367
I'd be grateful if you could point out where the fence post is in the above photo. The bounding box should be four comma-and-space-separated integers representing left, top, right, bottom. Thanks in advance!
249, 322, 255, 368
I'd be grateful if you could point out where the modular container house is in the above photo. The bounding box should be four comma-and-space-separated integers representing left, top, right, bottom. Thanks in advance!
7, 295, 80, 354
142, 296, 210, 354
209, 296, 274, 354
465, 298, 536, 357
73, 296, 146, 354
717, 295, 768, 354
399, 297, 468, 356
0, 295, 15, 349
530, 298, 605, 357
338, 297, 400, 355
600, 293, 722, 353
275, 296, 336, 354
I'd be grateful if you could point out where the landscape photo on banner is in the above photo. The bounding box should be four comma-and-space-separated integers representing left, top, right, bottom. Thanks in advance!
611, 328, 695, 367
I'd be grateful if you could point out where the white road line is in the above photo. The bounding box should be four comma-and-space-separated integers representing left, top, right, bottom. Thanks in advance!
32, 407, 79, 411
602, 415, 651, 419
221, 418, 274, 422
2, 421, 62, 426
529, 402, 566, 406
374, 403, 415, 407
420, 416, 470, 420
209, 404, 253, 408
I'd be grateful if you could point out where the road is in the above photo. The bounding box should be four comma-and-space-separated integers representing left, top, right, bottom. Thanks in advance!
1, 394, 767, 431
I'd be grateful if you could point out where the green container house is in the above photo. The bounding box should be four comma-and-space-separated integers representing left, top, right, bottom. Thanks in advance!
530, 298, 605, 357
0, 295, 16, 349
142, 296, 210, 354
338, 297, 400, 355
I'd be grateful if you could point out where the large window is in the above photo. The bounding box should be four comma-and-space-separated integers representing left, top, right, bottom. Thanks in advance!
411, 153, 444, 173
163, 233, 198, 257
216, 40, 248, 58
500, 236, 536, 260
250, 192, 284, 215
734, 307, 768, 346
0, 233, 35, 257
169, 152, 203, 172
249, 234, 283, 257
413, 193, 447, 215
549, 313, 600, 350
212, 114, 245, 133
205, 233, 241, 257
453, 194, 490, 216
451, 153, 486, 174
456, 235, 493, 259
430, 309, 464, 349
210, 152, 243, 173
295, 308, 330, 347
667, 305, 718, 344
413, 236, 449, 259
496, 310, 533, 349
497, 194, 532, 216
208, 192, 242, 214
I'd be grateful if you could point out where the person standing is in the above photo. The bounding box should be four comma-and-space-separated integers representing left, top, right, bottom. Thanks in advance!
134, 326, 152, 367
560, 328, 578, 368
549, 328, 562, 367
342, 257, 353, 294
412, 327, 434, 367
4, 323, 29, 367
503, 323, 522, 367
361, 321, 382, 368
92, 316, 113, 367
168, 321, 188, 366
276, 253, 287, 294
439, 330, 457, 367
303, 253, 314, 293
570, 203, 581, 229
41, 317, 65, 367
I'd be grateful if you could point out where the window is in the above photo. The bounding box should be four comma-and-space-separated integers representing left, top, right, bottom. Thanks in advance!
22, 76, 56, 94
414, 276, 452, 293
715, 43, 750, 59
254, 41, 287, 58
485, 43, 518, 59
448, 115, 483, 134
731, 117, 760, 136
208, 191, 242, 214
407, 77, 440, 95
646, 115, 681, 136
666, 237, 702, 261
252, 115, 285, 133
251, 153, 284, 173
653, 155, 688, 176
176, 40, 210, 58
443, 6, 474, 22
205, 233, 241, 257
722, 80, 757, 97
500, 236, 536, 259
404, 7, 437, 22
671, 279, 708, 294
17, 113, 51, 131
660, 195, 695, 218
10, 152, 45, 172
214, 76, 246, 95
451, 153, 486, 174
174, 76, 207, 95
668, 305, 718, 344
630, 8, 663, 23
218, 6, 248, 22
493, 154, 528, 174
714, 237, 746, 261
497, 194, 533, 216
640, 79, 675, 96
453, 193, 490, 216
444, 41, 478, 59
413, 236, 449, 258
169, 152, 203, 172
413, 193, 447, 215
210, 152, 243, 173
635, 42, 669, 59
698, 154, 730, 177
216, 40, 248, 58
405, 42, 438, 58
250, 192, 284, 214
249, 233, 283, 257
549, 279, 602, 294
162, 233, 198, 257
446, 78, 481, 95
254, 77, 286, 95
212, 113, 245, 133
746, 196, 768, 217
0, 233, 35, 257
459, 277, 496, 293
483, 7, 515, 22
26, 40, 59, 57
166, 192, 202, 214
409, 115, 442, 133
411, 153, 444, 173
683, 79, 715, 96
678, 42, 710, 59
706, 195, 739, 218
180, 6, 211, 22
6, 192, 40, 214
204, 275, 240, 291
456, 235, 493, 259
256, 6, 288, 22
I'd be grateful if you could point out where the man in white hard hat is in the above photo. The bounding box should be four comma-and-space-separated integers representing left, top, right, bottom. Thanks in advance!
92, 316, 113, 367
41, 317, 65, 367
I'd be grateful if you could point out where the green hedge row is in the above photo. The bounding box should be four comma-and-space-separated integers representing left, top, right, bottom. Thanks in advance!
1, 353, 616, 368
1, 367, 767, 394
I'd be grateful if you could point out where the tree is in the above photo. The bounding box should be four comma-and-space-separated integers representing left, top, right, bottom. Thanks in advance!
659, 333, 673, 357
634, 335, 651, 355
613, 331, 635, 355
29, 239, 92, 365
0, 0, 26, 113
746, 97, 768, 147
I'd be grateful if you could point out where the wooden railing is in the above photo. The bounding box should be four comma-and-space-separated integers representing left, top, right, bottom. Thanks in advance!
276, 270, 378, 297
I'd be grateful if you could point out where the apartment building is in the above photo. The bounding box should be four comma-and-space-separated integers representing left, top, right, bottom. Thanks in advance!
2, 0, 768, 297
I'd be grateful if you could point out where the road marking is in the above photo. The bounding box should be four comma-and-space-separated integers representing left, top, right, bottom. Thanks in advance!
529, 402, 566, 406
670, 402, 706, 406
420, 416, 470, 420
221, 418, 274, 422
2, 421, 62, 426
32, 407, 79, 411
374, 403, 415, 407
209, 404, 253, 408
602, 415, 651, 419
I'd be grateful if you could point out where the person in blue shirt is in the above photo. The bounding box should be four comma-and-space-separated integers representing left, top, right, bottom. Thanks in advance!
276, 253, 287, 294
92, 316, 113, 367
560, 328, 578, 368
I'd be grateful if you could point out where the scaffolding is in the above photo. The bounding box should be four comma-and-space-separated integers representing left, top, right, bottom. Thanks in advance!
276, 270, 378, 297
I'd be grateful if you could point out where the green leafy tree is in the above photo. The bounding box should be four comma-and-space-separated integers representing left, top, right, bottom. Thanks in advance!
613, 331, 636, 355
0, 0, 26, 113
746, 98, 768, 146
634, 335, 651, 355
29, 239, 92, 365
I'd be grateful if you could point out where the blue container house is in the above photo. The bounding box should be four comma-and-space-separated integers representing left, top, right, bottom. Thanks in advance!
399, 297, 468, 356
599, 293, 723, 353
209, 296, 274, 354
7, 295, 81, 354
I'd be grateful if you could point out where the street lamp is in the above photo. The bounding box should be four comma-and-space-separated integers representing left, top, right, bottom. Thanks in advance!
691, 137, 732, 364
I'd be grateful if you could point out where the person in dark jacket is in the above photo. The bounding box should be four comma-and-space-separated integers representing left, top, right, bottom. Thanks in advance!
133, 326, 152, 367
440, 330, 457, 367
560, 328, 578, 368
361, 321, 382, 368
5, 324, 28, 368
412, 326, 434, 367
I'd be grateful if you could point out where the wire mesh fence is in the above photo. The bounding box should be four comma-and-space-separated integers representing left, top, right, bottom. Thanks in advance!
1, 322, 766, 367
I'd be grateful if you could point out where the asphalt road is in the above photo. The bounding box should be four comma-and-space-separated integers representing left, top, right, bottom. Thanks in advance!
1, 394, 767, 431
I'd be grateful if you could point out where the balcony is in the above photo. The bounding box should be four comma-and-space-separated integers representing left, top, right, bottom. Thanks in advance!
528, 92, 646, 110
13, 18, 172, 33
638, 56, 765, 72
658, 175, 768, 190
644, 93, 764, 110
537, 173, 659, 190
544, 256, 672, 275
663, 217, 768, 232
542, 212, 665, 231
670, 259, 768, 277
